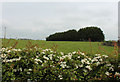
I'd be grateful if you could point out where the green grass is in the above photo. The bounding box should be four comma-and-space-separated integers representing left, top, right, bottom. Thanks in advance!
2, 39, 115, 55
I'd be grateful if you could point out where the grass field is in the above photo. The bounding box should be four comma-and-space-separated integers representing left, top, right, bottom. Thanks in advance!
2, 39, 116, 55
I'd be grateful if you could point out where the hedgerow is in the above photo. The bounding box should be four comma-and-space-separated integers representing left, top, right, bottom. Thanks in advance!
1, 46, 120, 81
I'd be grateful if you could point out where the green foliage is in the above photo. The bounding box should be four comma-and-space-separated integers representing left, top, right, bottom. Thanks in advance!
1, 47, 120, 81
46, 29, 78, 41
78, 26, 104, 41
46, 26, 105, 42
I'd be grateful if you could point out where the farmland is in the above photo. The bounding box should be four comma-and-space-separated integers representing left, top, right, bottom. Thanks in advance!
2, 39, 115, 54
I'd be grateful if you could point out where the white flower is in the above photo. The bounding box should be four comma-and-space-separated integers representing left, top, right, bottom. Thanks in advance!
17, 49, 21, 51
105, 71, 110, 76
24, 69, 27, 71
99, 59, 102, 62
78, 56, 80, 58
88, 58, 91, 60
48, 54, 53, 60
65, 54, 72, 59
27, 72, 31, 74
60, 57, 64, 61
20, 68, 22, 71
35, 59, 42, 63
102, 55, 108, 58
35, 62, 38, 64
1, 54, 6, 58
7, 50, 11, 53
60, 62, 66, 68
36, 56, 39, 58
115, 72, 120, 76
75, 64, 78, 68
81, 52, 85, 56
66, 66, 70, 68
92, 58, 98, 62
79, 64, 83, 67
96, 56, 101, 59
43, 55, 49, 60
58, 75, 63, 79
96, 62, 100, 66
95, 54, 100, 56
60, 52, 64, 55
81, 58, 87, 64
50, 51, 53, 53
83, 69, 87, 72
45, 49, 49, 51
106, 64, 111, 66
86, 61, 90, 64
28, 69, 32, 71
109, 67, 114, 71
72, 51, 76, 54
86, 65, 92, 71
118, 66, 120, 68
41, 52, 45, 54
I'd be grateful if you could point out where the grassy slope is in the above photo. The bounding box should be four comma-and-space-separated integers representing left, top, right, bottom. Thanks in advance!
2, 39, 115, 55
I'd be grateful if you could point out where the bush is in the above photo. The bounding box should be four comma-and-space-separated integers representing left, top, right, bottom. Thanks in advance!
1, 47, 120, 81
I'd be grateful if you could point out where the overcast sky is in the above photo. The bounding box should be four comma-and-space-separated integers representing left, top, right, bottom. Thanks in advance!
2, 2, 118, 40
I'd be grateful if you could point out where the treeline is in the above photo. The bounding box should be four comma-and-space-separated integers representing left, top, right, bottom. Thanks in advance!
46, 26, 105, 42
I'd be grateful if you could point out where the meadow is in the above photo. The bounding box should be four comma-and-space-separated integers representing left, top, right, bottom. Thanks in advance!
2, 39, 115, 54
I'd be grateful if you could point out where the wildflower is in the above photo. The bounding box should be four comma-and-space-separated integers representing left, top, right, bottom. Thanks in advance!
109, 67, 114, 71
1, 54, 6, 58
79, 64, 83, 67
88, 58, 91, 60
106, 64, 111, 66
72, 51, 76, 54
86, 65, 92, 71
28, 69, 32, 71
115, 72, 120, 76
105, 71, 110, 76
27, 72, 31, 74
60, 62, 66, 68
75, 64, 78, 68
7, 50, 11, 53
96, 62, 100, 66
35, 62, 38, 64
48, 54, 53, 60
41, 52, 45, 54
20, 68, 22, 71
81, 52, 85, 56
60, 52, 64, 55
45, 49, 49, 51
95, 54, 100, 56
78, 56, 80, 58
58, 75, 63, 79
86, 61, 90, 64
102, 55, 108, 58
43, 55, 49, 60
35, 59, 42, 63
83, 69, 87, 73
17, 49, 21, 51
81, 58, 87, 64
99, 59, 102, 62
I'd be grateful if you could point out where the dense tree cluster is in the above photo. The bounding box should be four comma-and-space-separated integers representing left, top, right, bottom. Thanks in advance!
46, 26, 105, 42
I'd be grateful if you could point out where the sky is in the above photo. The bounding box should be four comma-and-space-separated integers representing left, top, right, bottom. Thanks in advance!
1, 1, 118, 40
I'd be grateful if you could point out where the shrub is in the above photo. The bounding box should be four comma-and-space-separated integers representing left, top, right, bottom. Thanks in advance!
1, 47, 120, 81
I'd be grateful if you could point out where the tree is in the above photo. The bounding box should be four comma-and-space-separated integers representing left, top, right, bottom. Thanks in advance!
46, 26, 105, 42
46, 29, 78, 41
78, 26, 104, 41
